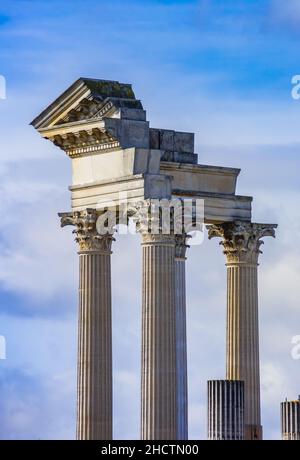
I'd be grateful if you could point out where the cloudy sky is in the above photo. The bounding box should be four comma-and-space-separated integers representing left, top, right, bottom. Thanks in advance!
0, 0, 299, 440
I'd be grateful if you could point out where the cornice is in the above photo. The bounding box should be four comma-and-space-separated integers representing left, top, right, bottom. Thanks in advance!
47, 127, 120, 157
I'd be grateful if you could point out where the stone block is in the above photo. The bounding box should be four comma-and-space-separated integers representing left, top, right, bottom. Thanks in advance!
159, 129, 174, 150
149, 128, 160, 149
174, 131, 194, 153
144, 174, 172, 199
104, 118, 150, 149
119, 108, 147, 121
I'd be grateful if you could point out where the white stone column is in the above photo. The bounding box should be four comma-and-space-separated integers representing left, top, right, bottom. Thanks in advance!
175, 234, 189, 440
141, 233, 177, 440
208, 221, 276, 440
60, 209, 114, 440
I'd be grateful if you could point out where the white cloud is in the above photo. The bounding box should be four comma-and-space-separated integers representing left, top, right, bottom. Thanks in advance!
0, 196, 76, 308
0, 314, 77, 439
0, 157, 77, 311
262, 255, 300, 313
0, 367, 76, 440
261, 362, 288, 404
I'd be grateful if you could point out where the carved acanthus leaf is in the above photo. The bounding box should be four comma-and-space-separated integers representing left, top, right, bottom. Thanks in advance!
59, 209, 115, 252
207, 221, 277, 264
175, 234, 190, 259
132, 198, 186, 236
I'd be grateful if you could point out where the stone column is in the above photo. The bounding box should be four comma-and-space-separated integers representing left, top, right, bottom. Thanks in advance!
281, 397, 300, 440
208, 221, 276, 440
175, 234, 189, 440
59, 209, 114, 440
207, 380, 245, 440
141, 232, 177, 440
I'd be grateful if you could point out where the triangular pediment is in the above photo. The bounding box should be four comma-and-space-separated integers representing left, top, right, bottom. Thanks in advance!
30, 77, 143, 130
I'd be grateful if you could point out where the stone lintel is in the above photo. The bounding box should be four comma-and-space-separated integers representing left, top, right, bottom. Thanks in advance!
160, 161, 241, 196
68, 172, 252, 223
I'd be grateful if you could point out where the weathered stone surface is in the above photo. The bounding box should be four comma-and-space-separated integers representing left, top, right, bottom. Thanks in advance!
174, 131, 194, 153
149, 128, 194, 153
160, 150, 197, 164
144, 173, 173, 200
104, 118, 150, 150
31, 78, 140, 128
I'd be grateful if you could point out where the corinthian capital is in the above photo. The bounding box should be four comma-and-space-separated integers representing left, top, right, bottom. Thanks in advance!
59, 209, 115, 253
207, 221, 277, 264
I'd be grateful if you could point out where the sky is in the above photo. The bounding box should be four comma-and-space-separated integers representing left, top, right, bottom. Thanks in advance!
0, 0, 300, 440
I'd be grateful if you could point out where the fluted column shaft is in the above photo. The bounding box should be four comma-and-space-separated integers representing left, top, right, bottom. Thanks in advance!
207, 380, 245, 440
141, 233, 177, 440
208, 221, 277, 441
226, 261, 261, 439
59, 209, 114, 440
175, 235, 189, 440
281, 398, 300, 440
77, 248, 113, 439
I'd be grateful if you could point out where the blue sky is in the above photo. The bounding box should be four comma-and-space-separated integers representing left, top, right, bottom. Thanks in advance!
0, 0, 300, 439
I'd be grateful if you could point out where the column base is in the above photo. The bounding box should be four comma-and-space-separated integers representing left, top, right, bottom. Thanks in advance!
245, 424, 263, 440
